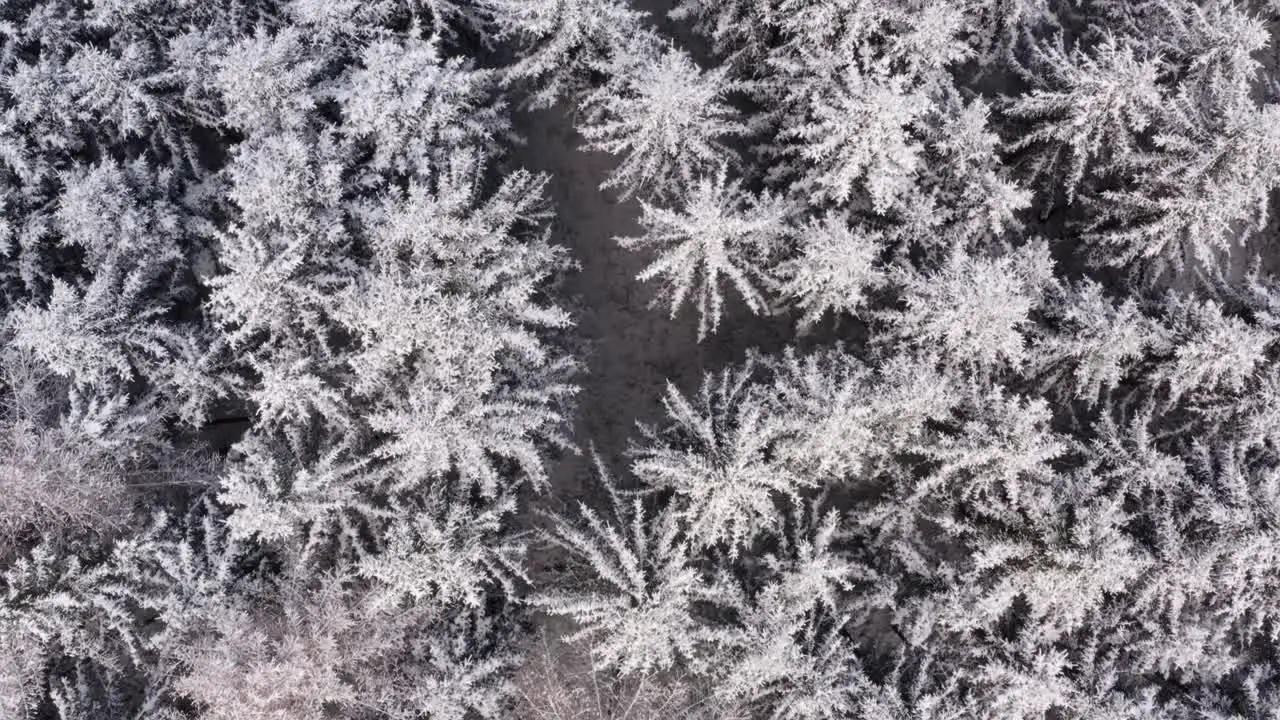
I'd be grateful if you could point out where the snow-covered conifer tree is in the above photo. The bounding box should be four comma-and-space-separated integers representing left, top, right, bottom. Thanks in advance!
631, 369, 809, 551
774, 213, 886, 328
886, 242, 1055, 372
578, 46, 744, 199
487, 0, 657, 108
1005, 34, 1164, 204
619, 169, 792, 338
535, 460, 722, 675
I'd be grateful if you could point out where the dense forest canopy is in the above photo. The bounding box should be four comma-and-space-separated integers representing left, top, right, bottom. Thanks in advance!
4, 0, 1280, 718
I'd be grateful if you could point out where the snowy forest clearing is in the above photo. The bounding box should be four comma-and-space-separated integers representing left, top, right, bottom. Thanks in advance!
6, 1, 1280, 719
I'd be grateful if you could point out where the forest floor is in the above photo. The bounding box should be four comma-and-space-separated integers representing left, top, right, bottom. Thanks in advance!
503, 3, 797, 703
511, 105, 794, 512
509, 0, 796, 520
506, 101, 794, 720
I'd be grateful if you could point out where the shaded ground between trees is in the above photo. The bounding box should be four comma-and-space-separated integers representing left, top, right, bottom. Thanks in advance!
504, 81, 796, 720
511, 102, 795, 510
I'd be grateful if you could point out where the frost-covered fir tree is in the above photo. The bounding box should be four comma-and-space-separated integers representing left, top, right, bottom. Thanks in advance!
487, 0, 657, 108
619, 169, 792, 338
578, 45, 745, 199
